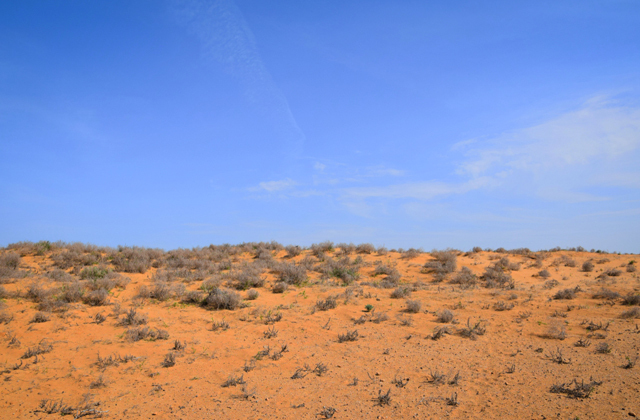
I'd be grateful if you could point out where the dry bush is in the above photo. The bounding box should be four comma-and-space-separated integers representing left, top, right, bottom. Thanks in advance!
320, 406, 337, 419
311, 241, 334, 257
543, 279, 560, 289
202, 288, 242, 310
245, 289, 259, 300
136, 283, 176, 301
458, 318, 486, 339
620, 307, 640, 319
405, 299, 422, 313
622, 293, 640, 306
538, 269, 551, 278
592, 289, 620, 300
423, 249, 457, 281
162, 352, 176, 367
83, 289, 110, 306
549, 378, 602, 398
373, 264, 395, 276
401, 248, 422, 259
30, 312, 50, 323
356, 243, 375, 254
47, 269, 75, 283
603, 268, 622, 277
493, 301, 514, 311
272, 282, 288, 293
376, 389, 391, 406
317, 256, 361, 285
22, 340, 53, 358
0, 252, 21, 269
371, 312, 389, 323
336, 243, 356, 256
273, 262, 307, 285
284, 245, 302, 258
181, 290, 204, 304
337, 329, 359, 343
595, 342, 612, 354
554, 288, 578, 300
627, 264, 637, 273
109, 246, 161, 273
582, 261, 594, 272
482, 264, 515, 289
436, 309, 455, 323
390, 286, 411, 299
376, 269, 401, 289
544, 323, 567, 340
119, 308, 147, 326
376, 246, 388, 255
316, 296, 338, 311
450, 267, 477, 289
548, 347, 571, 364
125, 327, 169, 342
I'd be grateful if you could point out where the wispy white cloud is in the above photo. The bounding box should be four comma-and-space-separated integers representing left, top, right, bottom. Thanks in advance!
457, 97, 640, 179
342, 177, 492, 200
171, 0, 304, 155
257, 178, 297, 192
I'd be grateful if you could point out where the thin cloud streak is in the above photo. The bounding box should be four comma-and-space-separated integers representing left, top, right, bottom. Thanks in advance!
171, 0, 304, 155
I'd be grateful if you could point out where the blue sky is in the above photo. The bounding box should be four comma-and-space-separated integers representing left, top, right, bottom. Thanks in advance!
1, 0, 639, 252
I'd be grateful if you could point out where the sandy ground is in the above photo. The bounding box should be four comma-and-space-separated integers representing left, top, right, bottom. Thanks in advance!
0, 247, 639, 419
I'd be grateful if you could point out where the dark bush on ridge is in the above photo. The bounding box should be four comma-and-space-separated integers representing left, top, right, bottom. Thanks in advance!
423, 249, 457, 281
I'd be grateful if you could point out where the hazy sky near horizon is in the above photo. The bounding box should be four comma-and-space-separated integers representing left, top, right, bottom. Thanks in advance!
1, 0, 639, 252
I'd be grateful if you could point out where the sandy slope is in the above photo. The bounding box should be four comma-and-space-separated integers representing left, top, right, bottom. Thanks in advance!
0, 247, 639, 419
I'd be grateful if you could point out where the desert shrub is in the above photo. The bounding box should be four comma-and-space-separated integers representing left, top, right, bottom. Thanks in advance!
273, 262, 307, 285
26, 283, 50, 302
228, 267, 265, 290
450, 267, 477, 289
0, 285, 8, 299
336, 243, 356, 255
592, 289, 620, 300
401, 248, 422, 259
377, 269, 401, 288
390, 286, 411, 299
272, 282, 288, 293
458, 318, 486, 339
376, 246, 388, 255
552, 255, 577, 268
373, 264, 394, 276
60, 282, 85, 303
338, 329, 359, 342
550, 378, 601, 399
423, 249, 457, 281
482, 265, 515, 289
0, 252, 20, 269
52, 249, 101, 270
202, 288, 242, 310
620, 307, 640, 318
110, 246, 158, 273
436, 309, 455, 323
603, 268, 622, 277
494, 257, 521, 271
582, 261, 594, 272
200, 276, 222, 293
318, 257, 360, 285
554, 288, 577, 300
119, 308, 147, 326
622, 294, 640, 306
542, 279, 559, 289
628, 264, 637, 273
83, 289, 109, 306
125, 327, 169, 342
472, 246, 483, 253
30, 312, 50, 323
245, 289, 259, 300
544, 323, 567, 340
493, 301, 514, 311
311, 241, 334, 257
80, 266, 109, 280
284, 245, 302, 258
356, 243, 375, 254
316, 296, 338, 311
538, 269, 551, 278
46, 269, 75, 283
595, 342, 612, 354
405, 299, 422, 313
181, 290, 204, 304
